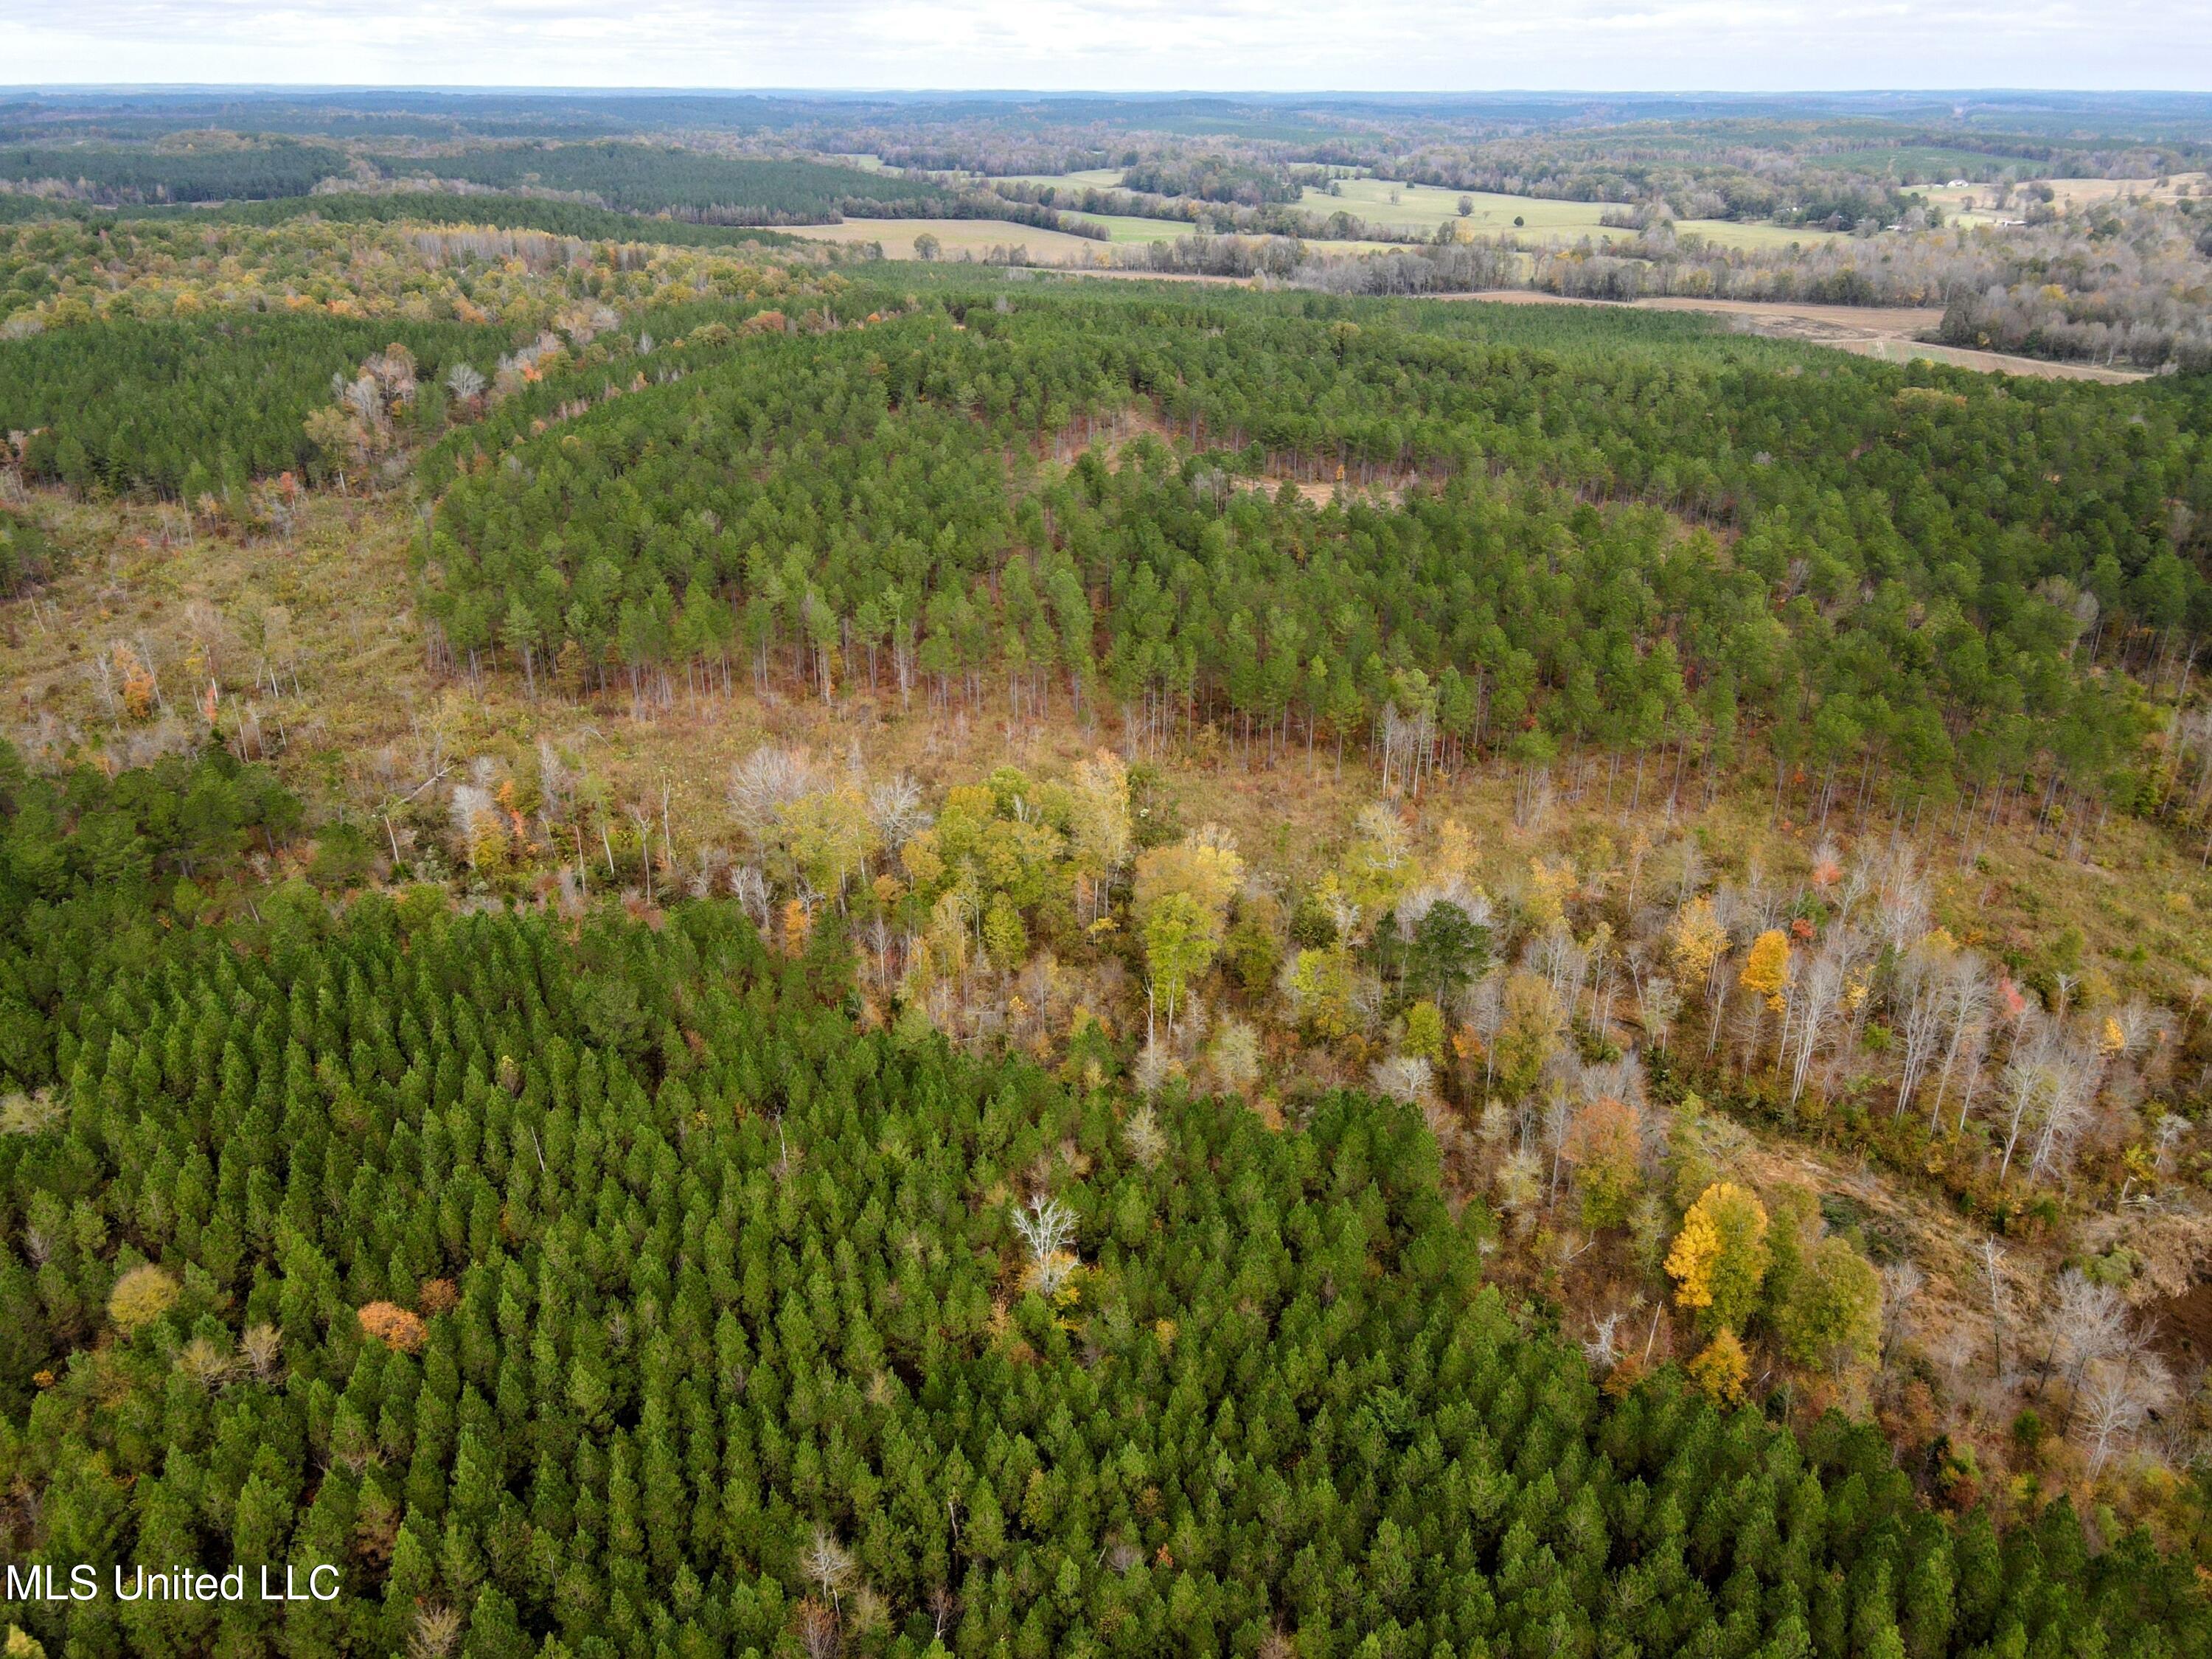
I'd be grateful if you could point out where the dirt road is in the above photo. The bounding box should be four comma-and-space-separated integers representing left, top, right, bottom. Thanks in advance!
1435, 291, 2145, 383
1045, 271, 2143, 383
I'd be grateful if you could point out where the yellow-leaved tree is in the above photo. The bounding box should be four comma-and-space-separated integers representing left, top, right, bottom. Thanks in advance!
1133, 824, 1243, 923
1739, 929, 1791, 1012
1133, 826, 1244, 1033
1068, 750, 1132, 925
1668, 896, 1725, 987
108, 1264, 180, 1333
1689, 1329, 1750, 1405
1665, 1181, 1771, 1332
1737, 928, 1792, 1057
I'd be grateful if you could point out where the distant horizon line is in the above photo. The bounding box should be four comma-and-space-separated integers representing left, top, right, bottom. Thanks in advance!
7, 84, 2212, 98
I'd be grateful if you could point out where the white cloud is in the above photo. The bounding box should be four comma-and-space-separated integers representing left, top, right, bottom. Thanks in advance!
3, 0, 2208, 89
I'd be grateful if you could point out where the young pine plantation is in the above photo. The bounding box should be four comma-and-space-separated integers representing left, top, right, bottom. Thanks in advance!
4, 248, 2212, 1659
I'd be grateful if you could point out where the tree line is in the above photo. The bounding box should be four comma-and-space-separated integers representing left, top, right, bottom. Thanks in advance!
364, 146, 964, 226
0, 141, 348, 205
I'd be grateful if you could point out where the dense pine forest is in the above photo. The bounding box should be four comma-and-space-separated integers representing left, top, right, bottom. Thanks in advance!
1, 752, 2208, 1659
413, 286, 2206, 824
354, 147, 961, 224
0, 140, 349, 206
5, 96, 2212, 1657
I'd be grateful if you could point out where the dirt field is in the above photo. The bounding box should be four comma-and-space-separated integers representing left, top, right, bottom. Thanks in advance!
1434, 291, 2146, 383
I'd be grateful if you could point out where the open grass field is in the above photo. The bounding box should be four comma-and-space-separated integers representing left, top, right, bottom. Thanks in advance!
984, 167, 1127, 189
949, 170, 1843, 254
1057, 209, 1208, 243
779, 215, 1116, 262
1837, 333, 2147, 382
1301, 178, 1590, 237
2036, 172, 2209, 207
1057, 208, 1406, 254
1672, 217, 1848, 251
1299, 179, 1843, 251
783, 212, 1399, 264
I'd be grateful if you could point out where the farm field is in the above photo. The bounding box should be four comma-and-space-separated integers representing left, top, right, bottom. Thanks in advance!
1058, 207, 1408, 253
981, 167, 1127, 188
778, 214, 1115, 260
1835, 333, 2147, 380
1672, 216, 1849, 249
2039, 171, 2211, 207
1300, 178, 1592, 237
849, 168, 1847, 254
1056, 209, 1207, 243
1301, 179, 1844, 249
781, 210, 1401, 263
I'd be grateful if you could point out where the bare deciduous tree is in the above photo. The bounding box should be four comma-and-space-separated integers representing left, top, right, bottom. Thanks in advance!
1582, 1310, 1625, 1370
1785, 930, 1862, 1106
2079, 1348, 2174, 1474
728, 745, 817, 853
2046, 1270, 2132, 1408
1892, 944, 1948, 1121
866, 773, 931, 849
802, 1527, 855, 1612
444, 362, 486, 403
1878, 1260, 1924, 1363
1012, 1193, 1080, 1296
1935, 950, 1994, 1131
1994, 1022, 2098, 1187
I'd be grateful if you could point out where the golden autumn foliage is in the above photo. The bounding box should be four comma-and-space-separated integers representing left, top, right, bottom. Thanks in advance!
782, 897, 814, 958
467, 806, 513, 874
1524, 856, 1576, 932
1668, 897, 1725, 985
1667, 1205, 1722, 1311
1430, 817, 1475, 883
358, 1301, 429, 1354
108, 1264, 180, 1332
1689, 1329, 1750, 1405
1666, 1181, 1770, 1332
1133, 827, 1242, 931
111, 642, 157, 722
1739, 929, 1791, 1012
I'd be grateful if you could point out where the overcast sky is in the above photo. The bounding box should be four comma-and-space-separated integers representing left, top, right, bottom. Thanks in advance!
6, 0, 2210, 92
